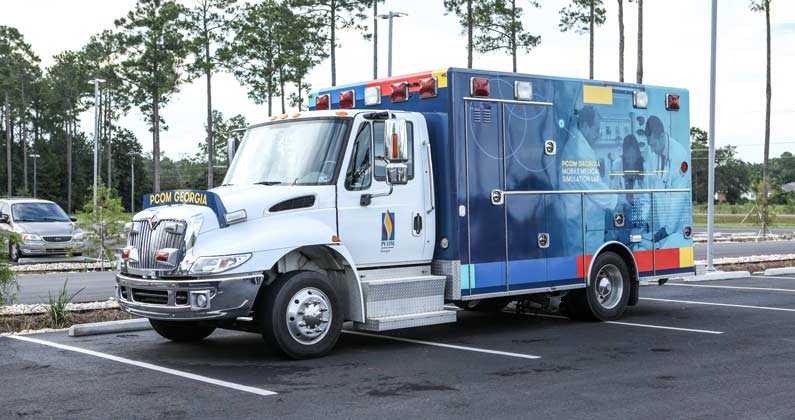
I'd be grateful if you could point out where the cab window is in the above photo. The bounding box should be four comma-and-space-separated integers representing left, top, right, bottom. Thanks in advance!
345, 123, 373, 191
373, 121, 414, 181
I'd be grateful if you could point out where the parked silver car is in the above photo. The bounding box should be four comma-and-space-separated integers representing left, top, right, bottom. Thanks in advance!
0, 198, 86, 262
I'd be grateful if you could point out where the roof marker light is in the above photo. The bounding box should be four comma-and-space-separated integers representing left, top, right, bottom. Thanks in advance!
339, 90, 355, 109
364, 86, 382, 106
633, 91, 648, 109
419, 77, 438, 99
666, 94, 681, 111
514, 81, 533, 101
390, 82, 409, 103
315, 94, 330, 110
471, 77, 490, 97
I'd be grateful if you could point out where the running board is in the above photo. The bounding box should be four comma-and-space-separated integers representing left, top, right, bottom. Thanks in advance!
353, 309, 457, 331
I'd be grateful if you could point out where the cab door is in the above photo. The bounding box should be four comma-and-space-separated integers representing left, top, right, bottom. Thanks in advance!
337, 114, 431, 267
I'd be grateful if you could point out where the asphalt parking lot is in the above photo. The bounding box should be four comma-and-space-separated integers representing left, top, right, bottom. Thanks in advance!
5, 274, 795, 420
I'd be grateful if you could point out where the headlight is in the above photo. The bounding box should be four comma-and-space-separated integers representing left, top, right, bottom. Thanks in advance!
189, 253, 251, 275
73, 232, 85, 241
22, 233, 43, 242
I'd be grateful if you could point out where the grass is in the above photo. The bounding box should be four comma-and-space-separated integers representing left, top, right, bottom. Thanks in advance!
692, 213, 795, 228
1, 309, 136, 334
44, 280, 84, 329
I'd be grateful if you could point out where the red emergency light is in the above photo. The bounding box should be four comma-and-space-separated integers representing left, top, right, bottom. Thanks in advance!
681, 161, 688, 173
419, 77, 438, 99
471, 77, 490, 97
121, 246, 132, 259
315, 94, 330, 110
666, 94, 680, 111
390, 82, 409, 103
339, 90, 355, 109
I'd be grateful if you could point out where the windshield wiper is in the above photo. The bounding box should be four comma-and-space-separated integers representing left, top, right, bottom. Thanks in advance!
254, 181, 283, 186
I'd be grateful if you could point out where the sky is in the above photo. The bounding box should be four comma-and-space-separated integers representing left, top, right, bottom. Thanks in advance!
2, 0, 795, 163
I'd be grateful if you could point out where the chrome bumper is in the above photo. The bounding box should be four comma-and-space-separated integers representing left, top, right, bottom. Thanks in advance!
21, 241, 84, 255
116, 272, 264, 320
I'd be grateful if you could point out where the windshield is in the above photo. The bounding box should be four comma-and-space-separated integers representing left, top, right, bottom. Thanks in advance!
12, 203, 71, 222
223, 119, 349, 186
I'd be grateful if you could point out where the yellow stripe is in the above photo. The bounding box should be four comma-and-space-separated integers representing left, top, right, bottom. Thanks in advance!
583, 85, 613, 105
432, 68, 448, 88
679, 247, 694, 267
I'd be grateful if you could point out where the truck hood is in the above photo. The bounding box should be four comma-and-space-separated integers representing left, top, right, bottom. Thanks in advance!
132, 185, 333, 233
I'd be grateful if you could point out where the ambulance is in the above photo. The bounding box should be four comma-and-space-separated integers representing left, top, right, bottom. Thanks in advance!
117, 68, 694, 359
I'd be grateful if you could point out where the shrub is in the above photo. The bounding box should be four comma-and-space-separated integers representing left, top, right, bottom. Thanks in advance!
45, 280, 84, 329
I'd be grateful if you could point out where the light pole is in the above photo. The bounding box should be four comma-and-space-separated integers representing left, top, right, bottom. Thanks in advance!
706, 0, 718, 272
129, 152, 136, 213
376, 11, 407, 77
88, 79, 105, 210
30, 153, 40, 198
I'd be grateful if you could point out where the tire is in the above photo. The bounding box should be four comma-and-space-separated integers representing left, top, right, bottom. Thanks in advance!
454, 298, 510, 312
9, 242, 21, 263
149, 319, 216, 342
257, 270, 343, 359
561, 251, 631, 321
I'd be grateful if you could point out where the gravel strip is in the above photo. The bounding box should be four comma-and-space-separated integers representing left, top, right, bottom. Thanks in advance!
696, 254, 795, 266
0, 327, 70, 337
0, 299, 120, 316
12, 261, 118, 273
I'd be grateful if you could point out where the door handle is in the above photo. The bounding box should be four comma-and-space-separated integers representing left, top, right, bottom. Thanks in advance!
413, 213, 423, 236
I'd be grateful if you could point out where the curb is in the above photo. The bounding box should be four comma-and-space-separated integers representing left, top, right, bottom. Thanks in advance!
68, 318, 152, 337
763, 267, 795, 276
687, 271, 752, 282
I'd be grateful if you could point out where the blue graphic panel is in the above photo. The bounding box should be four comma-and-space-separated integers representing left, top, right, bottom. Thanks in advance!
504, 103, 556, 191
506, 194, 546, 289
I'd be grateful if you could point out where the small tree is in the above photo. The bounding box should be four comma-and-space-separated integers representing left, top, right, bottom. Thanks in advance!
0, 232, 19, 305
559, 0, 607, 80
472, 0, 541, 72
77, 183, 127, 267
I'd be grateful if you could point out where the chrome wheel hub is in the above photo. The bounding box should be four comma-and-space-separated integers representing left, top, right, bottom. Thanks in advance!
286, 287, 332, 345
595, 264, 623, 310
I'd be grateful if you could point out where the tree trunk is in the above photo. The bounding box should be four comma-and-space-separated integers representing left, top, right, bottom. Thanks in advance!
206, 68, 214, 189
297, 79, 304, 110
280, 68, 286, 114
636, 0, 643, 84
761, 1, 772, 231
589, 0, 595, 80
4, 92, 10, 197
267, 74, 273, 117
21, 82, 28, 193
107, 92, 113, 188
467, 0, 473, 68
373, 0, 378, 79
66, 110, 73, 212
511, 0, 517, 72
152, 96, 161, 193
618, 0, 624, 82
330, 0, 337, 86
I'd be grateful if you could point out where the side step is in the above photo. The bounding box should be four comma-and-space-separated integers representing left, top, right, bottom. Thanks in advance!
354, 275, 456, 331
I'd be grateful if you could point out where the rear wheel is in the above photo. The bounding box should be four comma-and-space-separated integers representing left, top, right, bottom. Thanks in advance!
258, 270, 342, 359
149, 319, 216, 342
561, 251, 630, 321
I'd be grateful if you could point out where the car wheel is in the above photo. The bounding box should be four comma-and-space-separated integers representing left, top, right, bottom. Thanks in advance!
149, 319, 216, 342
9, 242, 21, 263
258, 270, 342, 359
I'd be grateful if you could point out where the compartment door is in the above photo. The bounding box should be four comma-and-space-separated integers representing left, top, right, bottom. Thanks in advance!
465, 100, 506, 294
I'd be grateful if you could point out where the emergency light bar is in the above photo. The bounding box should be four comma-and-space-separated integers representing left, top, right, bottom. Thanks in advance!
666, 94, 680, 111
419, 77, 438, 99
365, 86, 381, 106
471, 77, 490, 97
514, 81, 533, 101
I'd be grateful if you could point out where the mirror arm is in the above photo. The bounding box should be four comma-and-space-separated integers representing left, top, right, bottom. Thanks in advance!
360, 185, 394, 207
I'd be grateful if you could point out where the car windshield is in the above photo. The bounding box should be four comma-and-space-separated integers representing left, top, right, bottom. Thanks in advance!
223, 119, 349, 186
12, 203, 71, 222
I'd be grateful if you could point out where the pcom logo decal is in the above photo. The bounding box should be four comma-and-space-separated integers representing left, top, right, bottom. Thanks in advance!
381, 211, 395, 251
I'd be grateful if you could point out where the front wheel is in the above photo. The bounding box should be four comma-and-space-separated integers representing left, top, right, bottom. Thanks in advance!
561, 251, 631, 321
149, 319, 216, 342
9, 242, 21, 263
258, 270, 342, 359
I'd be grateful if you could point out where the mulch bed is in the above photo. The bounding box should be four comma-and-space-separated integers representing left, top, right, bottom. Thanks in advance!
717, 259, 795, 273
1, 309, 137, 335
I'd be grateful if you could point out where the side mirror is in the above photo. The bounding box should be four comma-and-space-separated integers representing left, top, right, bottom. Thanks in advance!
69, 217, 78, 222
228, 129, 245, 166
383, 119, 409, 186
0, 214, 7, 224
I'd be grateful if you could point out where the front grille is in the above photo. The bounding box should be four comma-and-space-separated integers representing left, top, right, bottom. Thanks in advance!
131, 288, 169, 305
128, 219, 186, 271
43, 236, 72, 242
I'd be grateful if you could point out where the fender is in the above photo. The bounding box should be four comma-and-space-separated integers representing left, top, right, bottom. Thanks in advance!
586, 241, 639, 287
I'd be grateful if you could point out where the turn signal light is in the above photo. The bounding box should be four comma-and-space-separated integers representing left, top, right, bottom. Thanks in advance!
339, 90, 355, 109
121, 246, 132, 259
315, 94, 330, 110
390, 82, 409, 103
471, 77, 490, 97
666, 94, 680, 111
155, 250, 170, 263
419, 77, 438, 99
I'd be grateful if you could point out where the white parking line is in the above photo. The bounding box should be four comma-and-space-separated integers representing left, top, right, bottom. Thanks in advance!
641, 297, 795, 313
667, 283, 795, 293
7, 335, 277, 397
756, 276, 795, 281
522, 312, 723, 335
342, 330, 541, 360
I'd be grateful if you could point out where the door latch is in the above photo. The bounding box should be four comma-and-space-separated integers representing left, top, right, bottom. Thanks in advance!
490, 189, 504, 205
538, 233, 550, 249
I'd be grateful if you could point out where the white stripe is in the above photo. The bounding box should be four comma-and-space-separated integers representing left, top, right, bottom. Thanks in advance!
667, 283, 795, 293
756, 276, 795, 281
523, 312, 723, 334
7, 335, 277, 396
641, 297, 795, 312
343, 330, 541, 360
